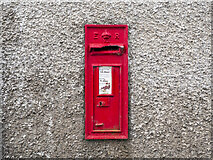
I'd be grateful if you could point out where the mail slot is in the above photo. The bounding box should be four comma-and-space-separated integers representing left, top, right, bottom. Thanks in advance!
85, 24, 128, 139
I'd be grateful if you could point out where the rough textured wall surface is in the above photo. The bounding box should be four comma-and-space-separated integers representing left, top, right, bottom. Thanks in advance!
1, 1, 212, 158
0, 4, 3, 159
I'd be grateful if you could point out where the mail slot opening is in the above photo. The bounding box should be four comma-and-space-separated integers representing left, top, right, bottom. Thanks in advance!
93, 46, 120, 52
89, 44, 125, 55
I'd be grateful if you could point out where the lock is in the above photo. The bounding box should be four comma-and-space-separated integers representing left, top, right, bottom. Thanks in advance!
85, 24, 128, 139
96, 97, 109, 107
97, 101, 104, 107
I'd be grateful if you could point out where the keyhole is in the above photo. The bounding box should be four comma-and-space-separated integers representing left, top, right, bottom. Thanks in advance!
99, 102, 102, 106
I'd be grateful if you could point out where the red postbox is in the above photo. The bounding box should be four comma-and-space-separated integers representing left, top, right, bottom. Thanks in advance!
85, 24, 128, 139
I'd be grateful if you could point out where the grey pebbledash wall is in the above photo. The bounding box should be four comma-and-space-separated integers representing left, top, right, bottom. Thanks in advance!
1, 0, 212, 159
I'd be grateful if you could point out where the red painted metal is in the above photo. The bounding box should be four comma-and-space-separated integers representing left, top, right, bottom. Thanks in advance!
85, 24, 128, 139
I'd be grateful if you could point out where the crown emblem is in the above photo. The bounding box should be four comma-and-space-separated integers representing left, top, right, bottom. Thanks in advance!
101, 30, 111, 42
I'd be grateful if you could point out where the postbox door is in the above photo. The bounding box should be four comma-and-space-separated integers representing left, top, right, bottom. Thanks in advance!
93, 66, 121, 132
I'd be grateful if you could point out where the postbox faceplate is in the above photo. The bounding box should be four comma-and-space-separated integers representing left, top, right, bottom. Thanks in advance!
85, 24, 128, 139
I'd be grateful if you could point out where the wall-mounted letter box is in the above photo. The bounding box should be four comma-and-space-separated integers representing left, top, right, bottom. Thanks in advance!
85, 24, 128, 139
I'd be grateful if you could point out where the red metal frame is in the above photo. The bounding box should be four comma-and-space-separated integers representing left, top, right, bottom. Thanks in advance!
85, 24, 128, 139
